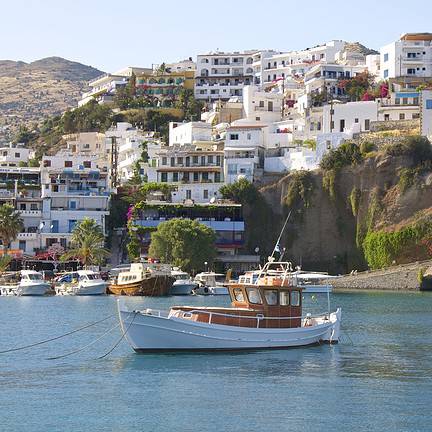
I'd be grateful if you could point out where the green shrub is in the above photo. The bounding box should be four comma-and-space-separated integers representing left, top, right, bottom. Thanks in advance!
360, 141, 376, 155
384, 136, 432, 165
349, 187, 361, 216
284, 171, 315, 208
397, 168, 418, 193
322, 169, 337, 200
320, 142, 363, 171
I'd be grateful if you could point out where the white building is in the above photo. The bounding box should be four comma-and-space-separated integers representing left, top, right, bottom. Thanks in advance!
264, 147, 317, 173
64, 132, 108, 169
421, 89, 432, 138
242, 85, 283, 123
380, 33, 432, 80
224, 123, 265, 183
40, 153, 111, 249
169, 121, 212, 145
195, 51, 257, 101
0, 143, 34, 166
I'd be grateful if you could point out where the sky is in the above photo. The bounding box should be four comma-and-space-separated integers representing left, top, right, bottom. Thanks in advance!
1, 0, 431, 72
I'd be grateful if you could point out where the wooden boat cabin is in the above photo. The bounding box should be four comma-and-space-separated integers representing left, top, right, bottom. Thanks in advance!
170, 261, 303, 329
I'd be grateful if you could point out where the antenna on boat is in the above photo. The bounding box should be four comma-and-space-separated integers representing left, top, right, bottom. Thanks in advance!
269, 211, 292, 261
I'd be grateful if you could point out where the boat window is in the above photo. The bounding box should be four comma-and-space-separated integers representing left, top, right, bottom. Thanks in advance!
233, 288, 245, 302
280, 291, 290, 306
246, 287, 263, 304
291, 290, 300, 306
27, 274, 43, 280
264, 290, 278, 305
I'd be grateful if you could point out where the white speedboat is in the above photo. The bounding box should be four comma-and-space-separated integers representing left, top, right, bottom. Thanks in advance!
55, 270, 107, 295
0, 270, 51, 296
293, 272, 337, 293
118, 260, 341, 352
170, 269, 197, 295
193, 272, 228, 295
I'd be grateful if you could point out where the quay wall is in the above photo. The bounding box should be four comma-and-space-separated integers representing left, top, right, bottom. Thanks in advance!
328, 260, 432, 291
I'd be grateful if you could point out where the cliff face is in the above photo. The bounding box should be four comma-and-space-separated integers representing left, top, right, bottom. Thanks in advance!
250, 153, 432, 273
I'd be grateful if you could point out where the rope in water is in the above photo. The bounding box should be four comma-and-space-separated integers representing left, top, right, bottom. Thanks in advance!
46, 322, 121, 360
97, 311, 138, 359
0, 314, 116, 354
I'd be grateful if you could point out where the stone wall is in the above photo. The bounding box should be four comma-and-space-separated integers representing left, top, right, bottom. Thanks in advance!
328, 260, 432, 291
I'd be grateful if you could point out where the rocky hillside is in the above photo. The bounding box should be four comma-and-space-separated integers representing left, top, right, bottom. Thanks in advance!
242, 138, 432, 274
0, 57, 103, 139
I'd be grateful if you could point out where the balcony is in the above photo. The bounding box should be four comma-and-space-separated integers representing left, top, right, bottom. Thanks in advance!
17, 232, 38, 240
136, 219, 244, 232
19, 210, 42, 217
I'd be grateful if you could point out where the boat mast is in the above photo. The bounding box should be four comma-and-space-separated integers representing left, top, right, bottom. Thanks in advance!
269, 210, 292, 261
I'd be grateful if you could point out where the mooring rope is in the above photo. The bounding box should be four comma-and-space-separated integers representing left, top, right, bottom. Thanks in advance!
46, 322, 121, 360
97, 311, 138, 359
0, 314, 116, 354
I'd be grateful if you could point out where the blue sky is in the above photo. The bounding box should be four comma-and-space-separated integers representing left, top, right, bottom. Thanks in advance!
1, 0, 431, 72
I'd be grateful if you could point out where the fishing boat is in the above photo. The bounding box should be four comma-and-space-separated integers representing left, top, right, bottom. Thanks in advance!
108, 262, 173, 296
54, 270, 107, 295
170, 268, 197, 295
193, 272, 228, 295
118, 260, 341, 352
0, 270, 51, 296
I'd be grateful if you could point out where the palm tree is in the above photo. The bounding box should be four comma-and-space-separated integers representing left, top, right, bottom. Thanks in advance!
61, 218, 109, 268
0, 204, 24, 255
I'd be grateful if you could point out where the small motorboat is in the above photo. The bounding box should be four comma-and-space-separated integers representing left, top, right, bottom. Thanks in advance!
55, 270, 107, 296
0, 270, 51, 296
170, 268, 197, 295
193, 272, 228, 295
118, 260, 341, 352
108, 262, 173, 296
293, 271, 337, 293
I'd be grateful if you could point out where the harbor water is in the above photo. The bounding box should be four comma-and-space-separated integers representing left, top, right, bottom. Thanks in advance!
1, 291, 432, 431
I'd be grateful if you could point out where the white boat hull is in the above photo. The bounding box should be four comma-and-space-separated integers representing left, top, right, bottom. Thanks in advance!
193, 286, 229, 296
118, 302, 341, 352
301, 284, 333, 294
0, 282, 50, 296
55, 282, 107, 296
170, 282, 197, 295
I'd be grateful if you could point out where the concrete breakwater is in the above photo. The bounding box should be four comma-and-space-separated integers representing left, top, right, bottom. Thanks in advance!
328, 260, 432, 291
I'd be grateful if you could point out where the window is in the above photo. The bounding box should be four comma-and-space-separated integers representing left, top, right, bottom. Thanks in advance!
20, 203, 26, 210
384, 53, 389, 62
203, 189, 208, 199
259, 101, 264, 108
264, 290, 278, 305
173, 172, 179, 182
407, 52, 416, 58
413, 97, 419, 105
69, 201, 77, 209
246, 287, 262, 304
339, 119, 345, 132
280, 291, 290, 306
399, 113, 405, 120
407, 68, 416, 75
30, 203, 38, 210
214, 172, 221, 183
402, 98, 408, 105
83, 161, 91, 168
193, 172, 199, 181
192, 156, 198, 164
384, 114, 390, 121
19, 240, 26, 251
15, 152, 20, 158
161, 172, 168, 182
202, 172, 209, 181
247, 133, 251, 140
383, 69, 388, 79
208, 155, 213, 164
233, 288, 245, 302
395, 98, 400, 105
230, 134, 239, 140
291, 290, 300, 306
170, 157, 175, 166
201, 156, 205, 166
426, 100, 432, 109
64, 161, 72, 168
186, 190, 191, 199
365, 119, 370, 130
161, 157, 167, 166
412, 113, 420, 119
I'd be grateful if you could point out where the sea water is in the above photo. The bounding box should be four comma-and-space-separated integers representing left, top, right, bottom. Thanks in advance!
0, 292, 431, 432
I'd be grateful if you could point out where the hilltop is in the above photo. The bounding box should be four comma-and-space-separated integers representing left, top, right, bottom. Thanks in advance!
0, 57, 103, 139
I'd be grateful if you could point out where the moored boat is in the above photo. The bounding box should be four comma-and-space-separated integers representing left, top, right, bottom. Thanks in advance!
193, 272, 228, 295
108, 262, 173, 296
54, 270, 107, 296
170, 269, 197, 295
0, 270, 51, 296
118, 260, 341, 352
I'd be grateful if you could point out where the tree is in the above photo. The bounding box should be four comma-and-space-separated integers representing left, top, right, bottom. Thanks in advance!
148, 218, 216, 273
61, 218, 109, 267
220, 178, 260, 204
338, 71, 375, 102
0, 204, 24, 254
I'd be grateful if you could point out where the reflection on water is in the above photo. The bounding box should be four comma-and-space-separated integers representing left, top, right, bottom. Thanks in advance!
0, 291, 432, 431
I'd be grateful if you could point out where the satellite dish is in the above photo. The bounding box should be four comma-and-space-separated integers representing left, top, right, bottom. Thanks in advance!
209, 196, 216, 204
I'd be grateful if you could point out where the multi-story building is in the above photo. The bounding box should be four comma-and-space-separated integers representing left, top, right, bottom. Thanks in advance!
64, 132, 108, 169
0, 143, 34, 166
40, 153, 111, 250
169, 121, 212, 145
224, 123, 265, 183
242, 85, 283, 123
380, 33, 432, 80
149, 143, 225, 203
195, 51, 258, 101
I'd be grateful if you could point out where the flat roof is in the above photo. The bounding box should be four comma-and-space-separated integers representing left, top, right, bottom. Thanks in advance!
401, 33, 432, 41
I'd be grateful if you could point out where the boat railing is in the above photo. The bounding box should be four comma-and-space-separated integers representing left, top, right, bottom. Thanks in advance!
171, 309, 330, 328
